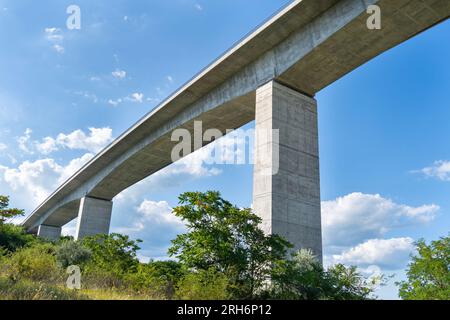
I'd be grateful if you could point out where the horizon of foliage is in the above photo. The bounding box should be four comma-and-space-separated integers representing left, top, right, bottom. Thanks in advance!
1, 192, 447, 300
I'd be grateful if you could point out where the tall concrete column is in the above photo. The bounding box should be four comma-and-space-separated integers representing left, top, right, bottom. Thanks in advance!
75, 197, 113, 240
37, 225, 61, 240
253, 81, 322, 261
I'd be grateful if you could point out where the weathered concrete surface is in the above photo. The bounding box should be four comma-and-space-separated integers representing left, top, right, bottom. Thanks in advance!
254, 81, 322, 260
37, 225, 62, 240
75, 197, 113, 240
23, 0, 449, 234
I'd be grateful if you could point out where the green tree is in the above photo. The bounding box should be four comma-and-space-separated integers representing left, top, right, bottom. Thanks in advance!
269, 249, 380, 300
397, 235, 450, 300
326, 263, 381, 300
0, 196, 24, 223
0, 223, 36, 253
0, 196, 34, 253
168, 191, 292, 299
82, 233, 142, 276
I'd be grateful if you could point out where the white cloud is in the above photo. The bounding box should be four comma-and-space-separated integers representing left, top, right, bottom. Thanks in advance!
322, 192, 438, 247
137, 200, 183, 227
56, 127, 113, 153
112, 69, 127, 79
166, 75, 174, 83
45, 27, 64, 42
195, 3, 203, 11
0, 153, 92, 206
34, 127, 113, 154
328, 237, 415, 270
2, 158, 60, 205
414, 160, 450, 181
35, 137, 58, 154
108, 98, 122, 107
17, 128, 33, 154
57, 153, 94, 183
127, 92, 144, 103
0, 143, 7, 151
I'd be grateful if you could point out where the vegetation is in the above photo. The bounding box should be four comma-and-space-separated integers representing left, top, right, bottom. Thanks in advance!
397, 235, 450, 300
0, 195, 24, 223
168, 191, 291, 299
8, 191, 441, 300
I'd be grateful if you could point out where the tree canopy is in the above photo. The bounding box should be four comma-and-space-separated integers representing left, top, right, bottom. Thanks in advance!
0, 196, 24, 223
168, 191, 292, 298
397, 235, 450, 300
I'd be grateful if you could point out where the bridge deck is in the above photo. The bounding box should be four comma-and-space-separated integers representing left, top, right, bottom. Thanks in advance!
23, 0, 449, 231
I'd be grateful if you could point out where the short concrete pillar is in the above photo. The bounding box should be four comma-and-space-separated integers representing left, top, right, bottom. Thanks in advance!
37, 225, 61, 240
75, 197, 113, 240
253, 81, 322, 261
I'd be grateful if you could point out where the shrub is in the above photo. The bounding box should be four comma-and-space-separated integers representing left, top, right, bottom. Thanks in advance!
56, 241, 92, 268
82, 233, 141, 278
0, 243, 61, 282
267, 249, 381, 300
0, 223, 36, 253
175, 268, 231, 300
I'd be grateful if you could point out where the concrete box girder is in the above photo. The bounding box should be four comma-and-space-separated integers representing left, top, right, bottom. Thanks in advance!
23, 0, 449, 234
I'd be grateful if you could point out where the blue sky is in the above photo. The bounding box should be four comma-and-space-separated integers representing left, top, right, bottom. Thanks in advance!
0, 0, 449, 299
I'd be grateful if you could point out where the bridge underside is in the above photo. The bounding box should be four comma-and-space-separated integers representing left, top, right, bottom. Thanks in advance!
24, 0, 449, 252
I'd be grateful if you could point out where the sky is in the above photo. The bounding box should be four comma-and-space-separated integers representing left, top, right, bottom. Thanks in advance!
0, 0, 449, 299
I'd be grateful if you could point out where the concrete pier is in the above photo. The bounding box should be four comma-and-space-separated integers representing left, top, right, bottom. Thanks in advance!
253, 81, 322, 260
75, 197, 113, 240
37, 225, 61, 240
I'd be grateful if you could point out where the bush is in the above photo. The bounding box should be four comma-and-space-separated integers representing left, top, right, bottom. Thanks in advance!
125, 260, 184, 298
56, 241, 92, 268
82, 233, 141, 278
0, 243, 62, 282
267, 249, 381, 300
175, 268, 231, 300
0, 223, 36, 253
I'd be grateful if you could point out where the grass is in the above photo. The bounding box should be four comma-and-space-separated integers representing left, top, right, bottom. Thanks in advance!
0, 277, 163, 300
0, 277, 87, 300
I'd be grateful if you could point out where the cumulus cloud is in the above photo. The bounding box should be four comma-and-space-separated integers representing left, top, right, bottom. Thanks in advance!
35, 127, 113, 154
0, 153, 93, 207
111, 199, 185, 259
322, 192, 438, 247
35, 136, 58, 154
328, 237, 415, 270
57, 153, 94, 183
414, 160, 450, 181
55, 127, 113, 153
137, 200, 183, 228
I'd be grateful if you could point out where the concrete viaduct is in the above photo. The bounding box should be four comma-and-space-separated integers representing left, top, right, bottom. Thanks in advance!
22, 0, 449, 260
